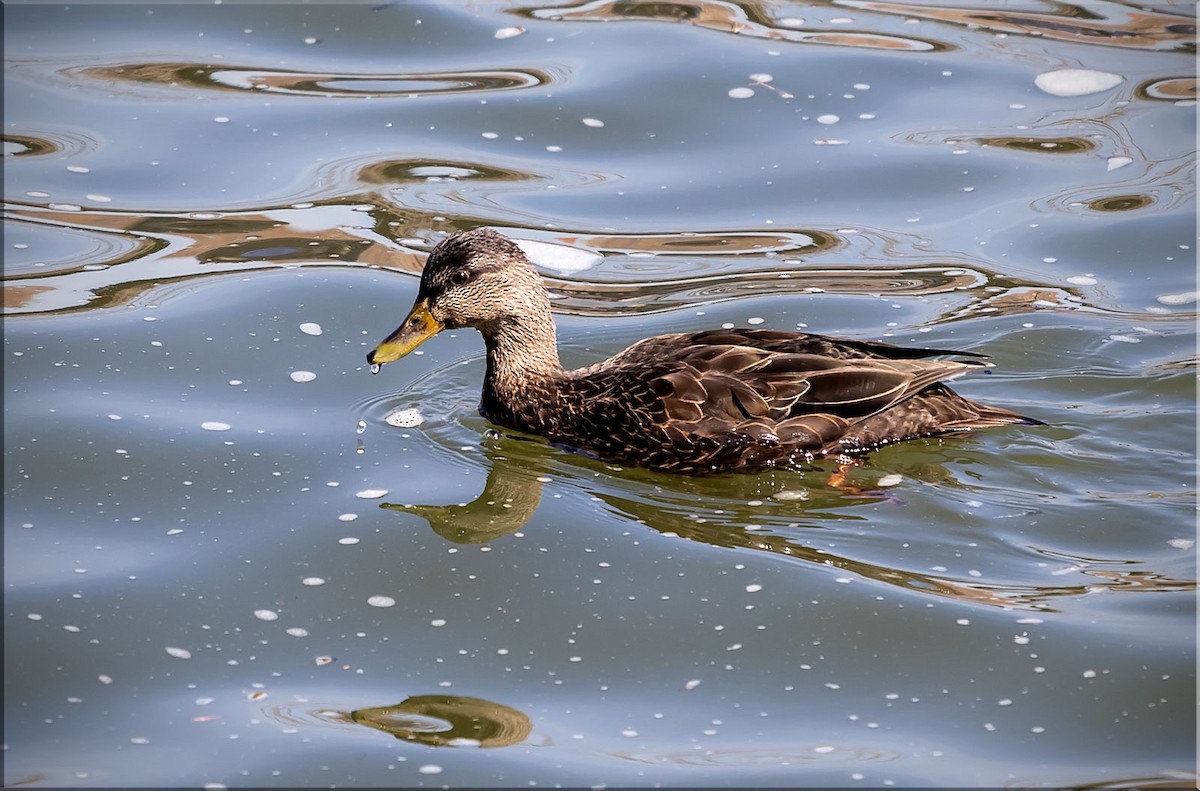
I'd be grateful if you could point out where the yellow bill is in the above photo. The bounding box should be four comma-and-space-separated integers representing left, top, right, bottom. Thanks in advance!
367, 299, 444, 366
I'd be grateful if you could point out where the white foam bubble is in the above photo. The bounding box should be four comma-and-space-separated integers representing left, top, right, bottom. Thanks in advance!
1034, 69, 1123, 97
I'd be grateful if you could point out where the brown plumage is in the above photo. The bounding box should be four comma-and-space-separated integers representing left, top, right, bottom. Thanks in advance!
367, 229, 1041, 474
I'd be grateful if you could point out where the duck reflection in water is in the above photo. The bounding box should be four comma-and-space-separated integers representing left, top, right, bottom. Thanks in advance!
381, 434, 1194, 612
381, 436, 1014, 609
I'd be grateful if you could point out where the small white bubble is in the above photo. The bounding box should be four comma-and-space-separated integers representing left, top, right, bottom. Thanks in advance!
165, 646, 192, 659
254, 609, 279, 621
201, 421, 231, 431
582, 117, 605, 127
494, 26, 524, 39
299, 322, 322, 336
816, 114, 840, 124
289, 370, 316, 383
367, 595, 396, 608
728, 87, 755, 99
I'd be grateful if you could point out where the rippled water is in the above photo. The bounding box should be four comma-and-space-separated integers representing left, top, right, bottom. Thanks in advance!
4, 2, 1196, 787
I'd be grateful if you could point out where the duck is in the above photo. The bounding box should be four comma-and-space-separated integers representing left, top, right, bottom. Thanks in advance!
367, 228, 1041, 474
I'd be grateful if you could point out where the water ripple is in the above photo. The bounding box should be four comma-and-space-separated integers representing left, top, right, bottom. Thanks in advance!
3, 216, 159, 279
1, 200, 413, 315
547, 264, 984, 317
521, 0, 945, 52
1136, 76, 1197, 102
1033, 151, 1194, 216
613, 742, 900, 767
78, 62, 557, 98
2, 125, 98, 159
837, 0, 1196, 52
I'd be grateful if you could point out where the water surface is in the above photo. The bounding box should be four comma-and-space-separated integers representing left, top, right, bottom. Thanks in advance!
3, 2, 1196, 787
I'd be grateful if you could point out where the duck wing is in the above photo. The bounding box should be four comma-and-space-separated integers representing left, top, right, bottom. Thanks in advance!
636, 342, 986, 450
678, 327, 991, 361
556, 329, 1030, 470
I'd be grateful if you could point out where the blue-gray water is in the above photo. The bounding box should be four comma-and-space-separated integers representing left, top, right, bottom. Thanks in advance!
4, 2, 1195, 787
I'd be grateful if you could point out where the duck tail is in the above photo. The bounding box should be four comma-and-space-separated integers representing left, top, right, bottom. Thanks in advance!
949, 401, 1045, 430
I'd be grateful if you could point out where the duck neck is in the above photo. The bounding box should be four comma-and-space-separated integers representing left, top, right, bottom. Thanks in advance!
479, 304, 564, 422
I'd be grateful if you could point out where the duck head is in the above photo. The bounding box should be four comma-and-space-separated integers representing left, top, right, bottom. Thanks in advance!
367, 229, 545, 366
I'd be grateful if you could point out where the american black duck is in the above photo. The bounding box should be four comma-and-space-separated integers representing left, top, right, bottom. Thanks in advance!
367, 229, 1041, 474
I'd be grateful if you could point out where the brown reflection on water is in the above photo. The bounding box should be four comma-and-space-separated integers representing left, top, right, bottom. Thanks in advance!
521, 0, 946, 52
348, 694, 534, 747
975, 136, 1098, 155
1, 200, 425, 315
1, 126, 97, 159
359, 159, 536, 186
382, 448, 547, 544
3, 285, 55, 310
546, 265, 983, 317
80, 62, 555, 98
1087, 194, 1155, 212
3, 133, 60, 157
936, 286, 1081, 324
576, 230, 837, 257
384, 440, 1195, 612
1136, 76, 1197, 102
1034, 150, 1193, 217
265, 694, 535, 747
4, 193, 1024, 319
840, 0, 1195, 52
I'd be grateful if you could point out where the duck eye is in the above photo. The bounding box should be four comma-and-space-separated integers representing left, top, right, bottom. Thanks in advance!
450, 269, 471, 286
